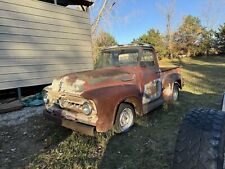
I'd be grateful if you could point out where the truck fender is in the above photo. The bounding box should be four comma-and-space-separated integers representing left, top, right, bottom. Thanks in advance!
162, 73, 182, 88
82, 85, 142, 132
162, 73, 182, 101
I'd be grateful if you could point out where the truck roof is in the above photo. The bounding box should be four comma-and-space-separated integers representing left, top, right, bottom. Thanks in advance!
102, 43, 154, 51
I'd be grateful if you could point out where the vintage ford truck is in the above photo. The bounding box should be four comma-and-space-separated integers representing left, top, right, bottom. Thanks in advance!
43, 44, 183, 135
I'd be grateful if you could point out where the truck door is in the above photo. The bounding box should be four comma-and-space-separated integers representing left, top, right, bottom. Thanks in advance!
140, 49, 162, 104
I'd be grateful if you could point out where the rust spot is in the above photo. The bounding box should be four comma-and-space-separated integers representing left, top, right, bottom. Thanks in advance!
43, 45, 183, 134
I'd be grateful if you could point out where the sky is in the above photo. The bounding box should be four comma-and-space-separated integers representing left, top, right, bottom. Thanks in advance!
90, 0, 225, 44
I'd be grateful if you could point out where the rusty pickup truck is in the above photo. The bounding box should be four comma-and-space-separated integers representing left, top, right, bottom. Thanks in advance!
43, 44, 182, 135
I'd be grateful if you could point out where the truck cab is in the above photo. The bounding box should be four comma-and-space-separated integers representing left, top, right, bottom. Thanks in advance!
43, 44, 182, 135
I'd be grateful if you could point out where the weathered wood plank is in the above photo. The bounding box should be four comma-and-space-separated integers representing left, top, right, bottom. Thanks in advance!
0, 78, 54, 90
0, 26, 91, 40
0, 69, 90, 83
0, 18, 91, 35
0, 58, 93, 66
0, 34, 91, 46
0, 10, 90, 30
0, 50, 92, 59
0, 64, 93, 75
0, 42, 92, 51
0, 101, 23, 114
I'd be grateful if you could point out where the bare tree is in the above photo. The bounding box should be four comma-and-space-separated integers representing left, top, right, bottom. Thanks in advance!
201, 0, 225, 30
166, 0, 175, 57
91, 0, 117, 35
156, 0, 176, 57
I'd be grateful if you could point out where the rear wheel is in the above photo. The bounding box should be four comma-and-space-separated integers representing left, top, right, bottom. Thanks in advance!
113, 103, 135, 133
173, 108, 225, 169
222, 93, 225, 111
172, 83, 179, 101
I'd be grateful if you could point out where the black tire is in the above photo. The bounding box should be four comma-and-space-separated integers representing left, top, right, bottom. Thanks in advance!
172, 83, 180, 101
222, 93, 225, 111
173, 108, 225, 169
113, 103, 135, 133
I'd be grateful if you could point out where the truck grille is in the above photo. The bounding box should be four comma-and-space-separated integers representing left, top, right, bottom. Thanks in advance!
56, 99, 83, 112
59, 99, 82, 110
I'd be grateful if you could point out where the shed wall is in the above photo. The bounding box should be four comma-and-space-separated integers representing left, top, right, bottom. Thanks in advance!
0, 0, 93, 90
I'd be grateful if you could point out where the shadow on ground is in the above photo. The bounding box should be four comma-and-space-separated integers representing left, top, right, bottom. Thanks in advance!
1, 92, 223, 169
0, 115, 72, 169
98, 91, 223, 169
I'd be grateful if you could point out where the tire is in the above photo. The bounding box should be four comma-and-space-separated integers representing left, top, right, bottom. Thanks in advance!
172, 83, 179, 101
113, 103, 135, 133
222, 93, 225, 111
173, 108, 225, 169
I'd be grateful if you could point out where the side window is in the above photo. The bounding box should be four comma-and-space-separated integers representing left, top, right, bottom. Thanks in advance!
140, 50, 155, 67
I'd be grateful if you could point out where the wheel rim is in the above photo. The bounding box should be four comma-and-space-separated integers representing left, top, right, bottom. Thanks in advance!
173, 85, 179, 101
119, 108, 134, 131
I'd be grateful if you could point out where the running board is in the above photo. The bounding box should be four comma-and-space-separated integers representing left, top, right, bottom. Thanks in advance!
143, 97, 164, 114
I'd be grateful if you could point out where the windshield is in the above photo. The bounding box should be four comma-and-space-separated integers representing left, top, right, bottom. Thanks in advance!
95, 49, 139, 69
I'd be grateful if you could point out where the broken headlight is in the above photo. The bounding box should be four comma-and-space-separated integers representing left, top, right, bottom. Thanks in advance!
42, 91, 49, 104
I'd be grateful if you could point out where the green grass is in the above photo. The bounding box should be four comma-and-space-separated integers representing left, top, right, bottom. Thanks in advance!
28, 56, 225, 169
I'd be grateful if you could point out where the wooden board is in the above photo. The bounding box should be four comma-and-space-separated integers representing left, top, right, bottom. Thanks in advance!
0, 100, 23, 114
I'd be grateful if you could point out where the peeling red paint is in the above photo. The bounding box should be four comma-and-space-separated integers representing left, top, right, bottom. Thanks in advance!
43, 44, 183, 134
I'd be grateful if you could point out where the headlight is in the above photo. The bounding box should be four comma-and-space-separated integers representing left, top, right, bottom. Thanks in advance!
42, 91, 49, 104
82, 102, 92, 115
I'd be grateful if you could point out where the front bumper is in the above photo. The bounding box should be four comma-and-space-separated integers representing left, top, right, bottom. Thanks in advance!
43, 109, 96, 136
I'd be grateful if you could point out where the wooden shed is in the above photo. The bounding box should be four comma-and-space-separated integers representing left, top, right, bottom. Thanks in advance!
0, 0, 93, 91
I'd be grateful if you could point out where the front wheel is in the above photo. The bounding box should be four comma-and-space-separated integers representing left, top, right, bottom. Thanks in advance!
113, 103, 135, 133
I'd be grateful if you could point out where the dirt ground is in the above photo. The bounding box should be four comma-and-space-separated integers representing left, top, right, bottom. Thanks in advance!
0, 106, 70, 169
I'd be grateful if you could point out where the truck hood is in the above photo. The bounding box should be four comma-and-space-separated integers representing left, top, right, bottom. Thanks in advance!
51, 68, 135, 95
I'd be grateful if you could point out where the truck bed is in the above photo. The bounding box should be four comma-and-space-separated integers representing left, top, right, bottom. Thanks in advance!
160, 66, 180, 72
159, 66, 181, 80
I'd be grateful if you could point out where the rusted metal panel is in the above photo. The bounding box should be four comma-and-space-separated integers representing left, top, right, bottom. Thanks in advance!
44, 44, 183, 134
160, 67, 182, 101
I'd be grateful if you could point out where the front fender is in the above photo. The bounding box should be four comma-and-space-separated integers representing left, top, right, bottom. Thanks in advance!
81, 84, 141, 132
